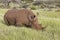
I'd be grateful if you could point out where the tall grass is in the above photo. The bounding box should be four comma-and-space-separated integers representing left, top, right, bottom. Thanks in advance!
0, 9, 60, 40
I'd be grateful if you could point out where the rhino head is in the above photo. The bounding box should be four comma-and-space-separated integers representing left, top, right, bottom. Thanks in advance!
28, 15, 44, 30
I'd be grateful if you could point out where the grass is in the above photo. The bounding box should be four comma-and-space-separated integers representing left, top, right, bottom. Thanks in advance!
0, 9, 60, 40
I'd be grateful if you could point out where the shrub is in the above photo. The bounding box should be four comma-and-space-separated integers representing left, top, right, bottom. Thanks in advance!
30, 6, 36, 10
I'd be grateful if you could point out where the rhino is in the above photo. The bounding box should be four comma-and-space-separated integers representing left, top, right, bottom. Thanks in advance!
4, 9, 44, 30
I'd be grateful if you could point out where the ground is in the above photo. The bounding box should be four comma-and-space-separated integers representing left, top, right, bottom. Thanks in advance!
0, 9, 60, 40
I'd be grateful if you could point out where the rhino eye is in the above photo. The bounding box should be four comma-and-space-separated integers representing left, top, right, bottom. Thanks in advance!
31, 15, 36, 19
34, 15, 36, 18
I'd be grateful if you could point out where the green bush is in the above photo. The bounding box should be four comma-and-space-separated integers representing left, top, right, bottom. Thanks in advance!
30, 6, 36, 10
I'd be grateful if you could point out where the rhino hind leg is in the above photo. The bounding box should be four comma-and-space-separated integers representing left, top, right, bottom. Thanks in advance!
4, 17, 10, 25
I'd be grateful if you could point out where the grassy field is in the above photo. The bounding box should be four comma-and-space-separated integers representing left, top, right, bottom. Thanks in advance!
0, 9, 60, 40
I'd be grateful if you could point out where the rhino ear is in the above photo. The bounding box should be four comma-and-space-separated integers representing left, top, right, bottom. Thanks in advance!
31, 15, 36, 19
28, 15, 36, 21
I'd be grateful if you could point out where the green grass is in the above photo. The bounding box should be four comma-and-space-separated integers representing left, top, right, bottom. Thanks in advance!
0, 9, 60, 40
33, 9, 60, 18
